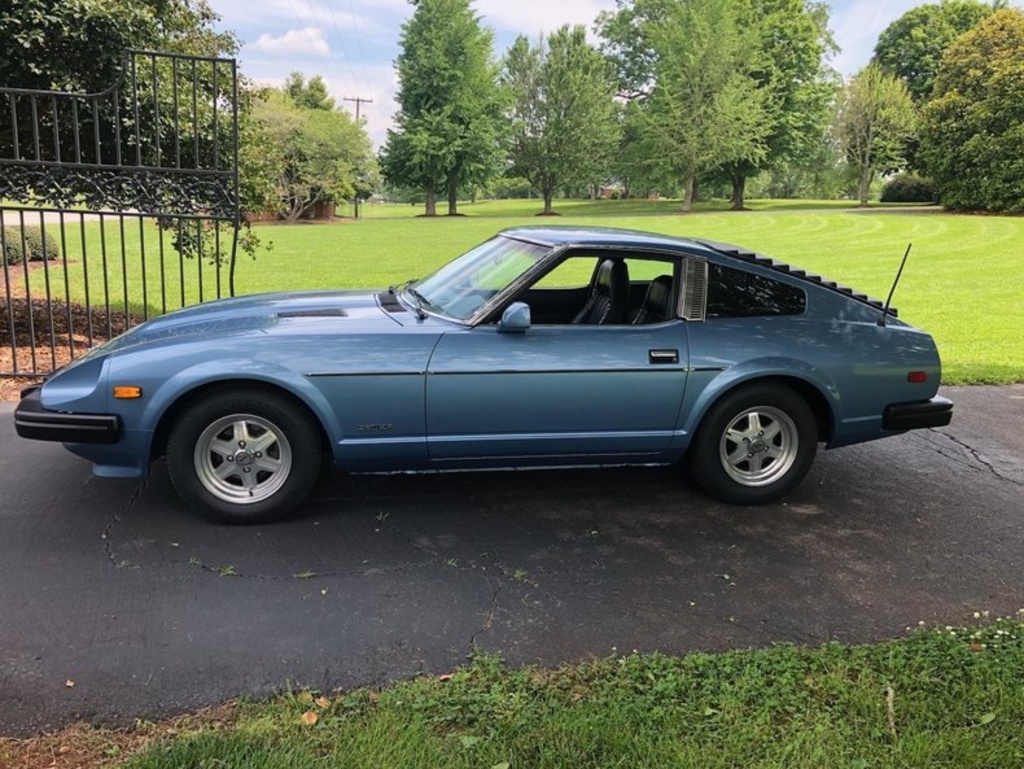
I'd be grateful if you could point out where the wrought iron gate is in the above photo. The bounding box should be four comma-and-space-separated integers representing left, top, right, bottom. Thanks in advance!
0, 50, 240, 379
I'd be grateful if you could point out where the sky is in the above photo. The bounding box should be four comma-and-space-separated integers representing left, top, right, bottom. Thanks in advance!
207, 0, 927, 146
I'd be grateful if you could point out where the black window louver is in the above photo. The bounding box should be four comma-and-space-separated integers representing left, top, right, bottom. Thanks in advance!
695, 240, 896, 317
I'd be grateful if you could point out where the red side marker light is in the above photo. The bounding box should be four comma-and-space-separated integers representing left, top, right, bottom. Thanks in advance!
907, 371, 928, 384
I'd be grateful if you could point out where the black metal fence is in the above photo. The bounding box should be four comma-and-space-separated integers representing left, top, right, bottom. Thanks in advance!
0, 50, 240, 378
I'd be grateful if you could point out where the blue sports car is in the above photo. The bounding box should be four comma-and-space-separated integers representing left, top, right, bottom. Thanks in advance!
15, 226, 952, 523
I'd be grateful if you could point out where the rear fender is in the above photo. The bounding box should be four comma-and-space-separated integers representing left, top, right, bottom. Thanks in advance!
675, 358, 839, 449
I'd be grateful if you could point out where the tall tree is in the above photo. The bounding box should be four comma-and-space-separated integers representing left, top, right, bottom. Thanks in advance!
379, 0, 503, 216
640, 0, 769, 212
835, 64, 916, 206
874, 0, 998, 102
600, 0, 835, 211
718, 0, 837, 210
920, 8, 1024, 212
502, 26, 620, 215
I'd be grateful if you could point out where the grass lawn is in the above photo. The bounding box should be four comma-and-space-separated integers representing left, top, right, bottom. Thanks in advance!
5, 618, 1024, 768
8, 199, 1021, 384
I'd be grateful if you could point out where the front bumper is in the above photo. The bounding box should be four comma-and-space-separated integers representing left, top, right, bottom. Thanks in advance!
14, 386, 121, 444
882, 396, 953, 431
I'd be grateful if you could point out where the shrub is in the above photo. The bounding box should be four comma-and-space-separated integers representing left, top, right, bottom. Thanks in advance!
0, 226, 59, 264
880, 173, 938, 203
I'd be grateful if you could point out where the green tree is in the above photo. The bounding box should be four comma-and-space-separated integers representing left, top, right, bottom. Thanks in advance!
0, 0, 236, 92
283, 72, 336, 111
502, 26, 620, 215
600, 0, 834, 211
920, 8, 1024, 212
380, 0, 503, 216
643, 0, 769, 212
835, 64, 916, 206
718, 0, 837, 209
873, 0, 997, 102
254, 87, 378, 222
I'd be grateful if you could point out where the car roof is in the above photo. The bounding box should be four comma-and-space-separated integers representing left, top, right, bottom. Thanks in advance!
499, 225, 892, 316
500, 225, 708, 254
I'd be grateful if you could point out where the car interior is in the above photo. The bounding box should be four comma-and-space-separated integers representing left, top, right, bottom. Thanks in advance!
513, 254, 677, 326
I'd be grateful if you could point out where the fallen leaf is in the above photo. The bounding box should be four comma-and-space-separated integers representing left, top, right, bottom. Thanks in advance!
300, 711, 318, 726
491, 763, 511, 769
64, 679, 75, 688
969, 643, 984, 652
978, 713, 996, 726
298, 691, 314, 703
58, 745, 71, 755
439, 674, 454, 682
315, 696, 331, 708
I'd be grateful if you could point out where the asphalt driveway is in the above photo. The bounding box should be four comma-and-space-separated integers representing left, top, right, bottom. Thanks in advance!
1, 385, 1022, 735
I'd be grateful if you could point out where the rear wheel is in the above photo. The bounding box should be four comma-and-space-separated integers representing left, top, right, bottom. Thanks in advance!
689, 383, 817, 505
167, 388, 323, 524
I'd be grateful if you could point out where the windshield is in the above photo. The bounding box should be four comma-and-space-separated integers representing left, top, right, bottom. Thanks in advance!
407, 235, 550, 321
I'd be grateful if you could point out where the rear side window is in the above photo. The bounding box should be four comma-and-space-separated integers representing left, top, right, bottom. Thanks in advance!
707, 263, 806, 317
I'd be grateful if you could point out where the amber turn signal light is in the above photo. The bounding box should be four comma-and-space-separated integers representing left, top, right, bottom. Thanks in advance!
113, 386, 143, 399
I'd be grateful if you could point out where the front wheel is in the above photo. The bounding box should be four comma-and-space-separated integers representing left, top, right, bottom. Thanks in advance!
689, 384, 818, 505
166, 388, 323, 524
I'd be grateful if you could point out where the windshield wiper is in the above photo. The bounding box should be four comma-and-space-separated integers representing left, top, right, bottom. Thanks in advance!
404, 286, 430, 320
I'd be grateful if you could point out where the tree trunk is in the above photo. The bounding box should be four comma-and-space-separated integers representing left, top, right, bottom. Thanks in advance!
681, 174, 695, 213
857, 164, 872, 207
447, 176, 459, 216
424, 182, 437, 217
730, 174, 747, 211
543, 189, 554, 214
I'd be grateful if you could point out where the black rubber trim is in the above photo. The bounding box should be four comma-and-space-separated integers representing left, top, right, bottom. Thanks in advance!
882, 396, 953, 431
14, 386, 121, 444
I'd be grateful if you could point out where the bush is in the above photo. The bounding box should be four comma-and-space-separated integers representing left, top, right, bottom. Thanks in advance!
1, 226, 59, 264
880, 173, 938, 203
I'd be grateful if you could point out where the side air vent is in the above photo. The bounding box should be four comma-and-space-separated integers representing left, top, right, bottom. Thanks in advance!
377, 291, 407, 313
682, 258, 708, 321
277, 308, 348, 318
694, 239, 895, 317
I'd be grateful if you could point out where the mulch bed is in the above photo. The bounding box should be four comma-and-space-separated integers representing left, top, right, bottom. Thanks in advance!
0, 298, 141, 401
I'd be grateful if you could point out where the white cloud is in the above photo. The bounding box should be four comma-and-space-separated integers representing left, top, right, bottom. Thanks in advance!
474, 0, 617, 37
249, 27, 331, 57
829, 0, 921, 76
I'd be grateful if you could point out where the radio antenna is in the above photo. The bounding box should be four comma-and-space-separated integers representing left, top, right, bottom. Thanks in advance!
878, 243, 912, 327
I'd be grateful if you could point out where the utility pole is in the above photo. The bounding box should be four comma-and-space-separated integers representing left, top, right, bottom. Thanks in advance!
344, 97, 373, 219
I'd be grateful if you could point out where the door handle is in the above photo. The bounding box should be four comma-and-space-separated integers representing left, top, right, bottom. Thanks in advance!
649, 349, 679, 365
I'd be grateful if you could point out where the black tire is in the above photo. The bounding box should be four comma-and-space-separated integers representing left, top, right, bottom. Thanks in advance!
166, 387, 323, 524
689, 383, 817, 505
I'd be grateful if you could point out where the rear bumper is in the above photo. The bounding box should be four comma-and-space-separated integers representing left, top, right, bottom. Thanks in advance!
882, 396, 953, 431
14, 386, 121, 444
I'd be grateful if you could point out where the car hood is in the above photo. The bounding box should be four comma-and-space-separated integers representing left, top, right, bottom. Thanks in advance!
98, 290, 401, 354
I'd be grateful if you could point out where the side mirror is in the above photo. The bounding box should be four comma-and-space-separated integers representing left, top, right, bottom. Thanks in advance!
497, 301, 531, 333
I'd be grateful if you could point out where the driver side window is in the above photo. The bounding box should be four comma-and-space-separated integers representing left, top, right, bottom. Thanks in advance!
519, 254, 678, 326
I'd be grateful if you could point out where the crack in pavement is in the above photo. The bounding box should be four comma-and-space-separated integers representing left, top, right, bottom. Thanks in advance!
101, 479, 147, 569
924, 428, 1024, 488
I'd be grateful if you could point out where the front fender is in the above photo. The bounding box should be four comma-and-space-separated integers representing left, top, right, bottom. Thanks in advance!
109, 356, 344, 457
675, 357, 840, 448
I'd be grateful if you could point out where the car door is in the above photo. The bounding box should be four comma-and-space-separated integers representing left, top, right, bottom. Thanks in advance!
424, 255, 690, 463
